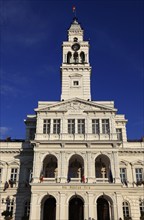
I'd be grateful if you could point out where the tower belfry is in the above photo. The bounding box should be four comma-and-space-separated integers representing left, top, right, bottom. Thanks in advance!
61, 17, 91, 101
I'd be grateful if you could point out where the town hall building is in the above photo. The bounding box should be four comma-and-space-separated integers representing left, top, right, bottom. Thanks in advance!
0, 17, 144, 220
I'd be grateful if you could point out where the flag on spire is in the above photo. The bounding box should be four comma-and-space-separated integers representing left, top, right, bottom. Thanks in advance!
72, 6, 76, 13
72, 6, 76, 17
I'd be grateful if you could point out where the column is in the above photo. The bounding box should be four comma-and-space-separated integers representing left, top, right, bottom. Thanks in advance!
56, 202, 60, 220
33, 148, 41, 183
112, 151, 121, 183
57, 154, 61, 183
60, 151, 67, 183
87, 151, 95, 183
88, 193, 95, 219
131, 164, 136, 187
127, 163, 133, 187
84, 202, 89, 220
29, 193, 40, 220
59, 193, 66, 220
115, 193, 123, 219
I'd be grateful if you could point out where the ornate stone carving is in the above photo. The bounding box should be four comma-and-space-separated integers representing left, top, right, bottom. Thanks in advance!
58, 101, 93, 111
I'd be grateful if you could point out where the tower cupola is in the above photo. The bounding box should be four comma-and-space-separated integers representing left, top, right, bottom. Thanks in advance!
68, 17, 84, 42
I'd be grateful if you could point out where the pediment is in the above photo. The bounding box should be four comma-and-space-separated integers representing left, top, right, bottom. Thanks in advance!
8, 160, 20, 166
35, 98, 116, 113
0, 160, 6, 166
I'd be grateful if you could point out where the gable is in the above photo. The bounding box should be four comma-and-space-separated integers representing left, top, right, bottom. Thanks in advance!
35, 98, 117, 113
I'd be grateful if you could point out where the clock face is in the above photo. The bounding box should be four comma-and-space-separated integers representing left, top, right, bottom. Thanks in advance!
72, 43, 80, 51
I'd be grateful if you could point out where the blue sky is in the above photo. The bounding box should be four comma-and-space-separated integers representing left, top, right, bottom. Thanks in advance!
0, 0, 143, 140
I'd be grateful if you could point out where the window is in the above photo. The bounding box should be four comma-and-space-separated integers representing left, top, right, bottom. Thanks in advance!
10, 168, 18, 182
74, 37, 78, 42
73, 81, 79, 86
120, 168, 127, 183
135, 168, 143, 182
78, 119, 85, 134
140, 200, 144, 216
43, 119, 51, 134
123, 201, 130, 217
6, 198, 14, 216
24, 201, 30, 217
67, 52, 72, 64
102, 119, 110, 134
116, 128, 123, 141
92, 119, 100, 134
53, 119, 61, 134
68, 119, 75, 134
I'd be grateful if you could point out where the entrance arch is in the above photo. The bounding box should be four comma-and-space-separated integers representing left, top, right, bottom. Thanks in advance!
69, 196, 84, 220
97, 196, 110, 220
43, 196, 56, 220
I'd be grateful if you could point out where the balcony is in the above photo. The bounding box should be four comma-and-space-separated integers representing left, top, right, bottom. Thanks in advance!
35, 133, 118, 141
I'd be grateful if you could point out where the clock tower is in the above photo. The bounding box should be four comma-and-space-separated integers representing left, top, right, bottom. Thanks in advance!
61, 17, 92, 101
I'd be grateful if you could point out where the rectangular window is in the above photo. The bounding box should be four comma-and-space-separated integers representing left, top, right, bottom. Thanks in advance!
140, 200, 144, 216
10, 168, 18, 182
135, 168, 143, 182
43, 119, 51, 134
116, 128, 123, 141
102, 119, 110, 134
7, 200, 14, 216
78, 119, 85, 134
68, 119, 75, 134
92, 119, 100, 134
73, 81, 79, 86
120, 168, 127, 183
53, 119, 61, 134
123, 202, 130, 217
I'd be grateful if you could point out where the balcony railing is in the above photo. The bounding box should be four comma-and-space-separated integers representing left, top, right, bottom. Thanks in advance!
35, 133, 118, 141
95, 178, 109, 183
43, 178, 57, 183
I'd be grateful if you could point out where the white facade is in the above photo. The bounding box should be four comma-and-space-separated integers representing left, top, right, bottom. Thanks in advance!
0, 17, 144, 220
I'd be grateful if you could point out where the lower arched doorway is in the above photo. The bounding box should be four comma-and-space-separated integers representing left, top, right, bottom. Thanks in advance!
97, 197, 110, 220
43, 196, 56, 220
69, 196, 84, 220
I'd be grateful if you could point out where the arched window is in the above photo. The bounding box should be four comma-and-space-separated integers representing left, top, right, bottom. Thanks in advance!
67, 52, 72, 64
73, 52, 78, 63
68, 154, 84, 182
95, 154, 112, 183
80, 52, 85, 63
140, 199, 144, 217
43, 155, 58, 178
74, 37, 78, 42
123, 201, 130, 217
24, 201, 30, 217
